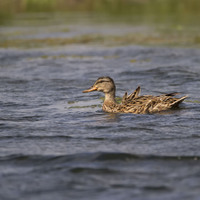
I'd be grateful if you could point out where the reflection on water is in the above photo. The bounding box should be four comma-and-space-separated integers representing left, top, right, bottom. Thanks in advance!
103, 112, 121, 122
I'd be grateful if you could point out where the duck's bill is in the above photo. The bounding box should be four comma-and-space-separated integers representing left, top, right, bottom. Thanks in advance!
82, 86, 97, 93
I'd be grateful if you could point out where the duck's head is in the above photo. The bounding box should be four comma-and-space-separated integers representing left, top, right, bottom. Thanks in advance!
83, 76, 116, 94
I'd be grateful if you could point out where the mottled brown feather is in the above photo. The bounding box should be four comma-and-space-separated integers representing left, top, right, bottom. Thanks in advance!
83, 77, 187, 114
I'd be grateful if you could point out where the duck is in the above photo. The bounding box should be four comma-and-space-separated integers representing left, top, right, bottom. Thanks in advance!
82, 76, 187, 114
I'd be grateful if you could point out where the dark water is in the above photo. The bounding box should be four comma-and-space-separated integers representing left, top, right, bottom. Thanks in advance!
1, 45, 200, 200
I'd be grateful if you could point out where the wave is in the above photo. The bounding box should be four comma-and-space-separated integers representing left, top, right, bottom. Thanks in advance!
0, 152, 199, 164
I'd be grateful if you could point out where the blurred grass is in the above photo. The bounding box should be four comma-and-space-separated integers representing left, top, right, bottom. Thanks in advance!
0, 0, 200, 48
0, 0, 200, 25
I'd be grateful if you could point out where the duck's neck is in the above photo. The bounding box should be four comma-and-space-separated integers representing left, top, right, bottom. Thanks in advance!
102, 90, 118, 112
104, 90, 116, 104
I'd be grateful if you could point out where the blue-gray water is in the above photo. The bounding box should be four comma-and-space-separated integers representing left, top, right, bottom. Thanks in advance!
0, 45, 200, 200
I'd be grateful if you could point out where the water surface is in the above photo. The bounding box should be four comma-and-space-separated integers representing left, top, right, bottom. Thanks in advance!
0, 43, 200, 200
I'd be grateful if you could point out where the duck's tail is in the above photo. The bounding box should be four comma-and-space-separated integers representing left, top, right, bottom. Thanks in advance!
170, 96, 188, 108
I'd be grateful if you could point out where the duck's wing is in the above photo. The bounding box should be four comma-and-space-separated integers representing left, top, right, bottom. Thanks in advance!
120, 89, 187, 114
121, 94, 187, 114
119, 96, 154, 114
121, 86, 141, 104
146, 95, 188, 113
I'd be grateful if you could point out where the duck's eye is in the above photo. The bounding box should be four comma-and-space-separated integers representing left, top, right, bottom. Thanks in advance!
96, 80, 110, 84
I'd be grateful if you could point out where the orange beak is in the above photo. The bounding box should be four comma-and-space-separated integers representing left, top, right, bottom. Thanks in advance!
82, 86, 98, 93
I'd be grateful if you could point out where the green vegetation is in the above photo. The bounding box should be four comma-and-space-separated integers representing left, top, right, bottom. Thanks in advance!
68, 104, 101, 109
0, 0, 200, 25
0, 0, 200, 48
185, 100, 200, 104
1, 31, 200, 48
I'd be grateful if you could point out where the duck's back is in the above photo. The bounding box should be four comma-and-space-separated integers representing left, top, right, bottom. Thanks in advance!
121, 94, 187, 114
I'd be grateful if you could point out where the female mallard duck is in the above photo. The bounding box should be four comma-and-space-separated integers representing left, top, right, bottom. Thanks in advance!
82, 77, 187, 114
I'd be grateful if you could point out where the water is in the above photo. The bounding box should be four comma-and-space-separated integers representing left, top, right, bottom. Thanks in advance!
1, 43, 200, 200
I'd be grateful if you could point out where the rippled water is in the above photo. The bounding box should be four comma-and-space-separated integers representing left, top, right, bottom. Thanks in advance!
0, 45, 200, 200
